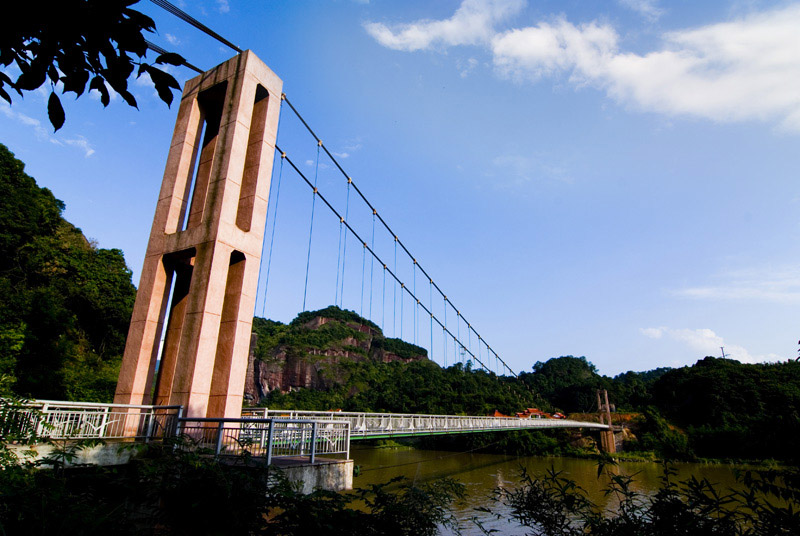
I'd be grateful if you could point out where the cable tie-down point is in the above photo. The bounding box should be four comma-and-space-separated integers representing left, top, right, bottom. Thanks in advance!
318, 140, 323, 146
281, 152, 286, 159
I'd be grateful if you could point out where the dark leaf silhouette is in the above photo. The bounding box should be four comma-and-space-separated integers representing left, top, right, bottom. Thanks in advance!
89, 76, 110, 107
61, 69, 90, 97
47, 92, 65, 132
155, 52, 184, 66
1, 1, 188, 129
144, 65, 181, 108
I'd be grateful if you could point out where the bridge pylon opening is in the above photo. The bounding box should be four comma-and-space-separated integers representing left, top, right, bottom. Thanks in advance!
114, 51, 283, 421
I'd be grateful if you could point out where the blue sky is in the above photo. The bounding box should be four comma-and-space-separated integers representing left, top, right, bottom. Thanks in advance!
2, 0, 799, 376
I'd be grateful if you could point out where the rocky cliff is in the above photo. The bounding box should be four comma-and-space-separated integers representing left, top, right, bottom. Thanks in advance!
244, 307, 427, 405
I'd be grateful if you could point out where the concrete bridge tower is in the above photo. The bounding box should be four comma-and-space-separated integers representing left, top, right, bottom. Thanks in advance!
114, 51, 282, 419
597, 389, 617, 454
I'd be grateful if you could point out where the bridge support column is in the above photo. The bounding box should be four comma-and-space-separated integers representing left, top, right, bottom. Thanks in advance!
114, 51, 282, 421
597, 389, 616, 454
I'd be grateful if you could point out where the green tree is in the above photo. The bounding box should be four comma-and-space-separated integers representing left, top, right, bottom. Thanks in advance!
520, 356, 607, 413
0, 143, 136, 400
651, 357, 800, 460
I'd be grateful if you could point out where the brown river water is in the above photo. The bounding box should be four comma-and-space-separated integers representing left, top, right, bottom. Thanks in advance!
350, 445, 743, 535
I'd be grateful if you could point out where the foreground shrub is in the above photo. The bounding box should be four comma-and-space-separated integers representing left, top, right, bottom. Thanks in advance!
486, 460, 800, 536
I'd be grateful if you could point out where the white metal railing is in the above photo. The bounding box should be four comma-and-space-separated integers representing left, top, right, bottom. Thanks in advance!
176, 417, 350, 463
243, 408, 610, 438
3, 400, 606, 455
6, 400, 182, 440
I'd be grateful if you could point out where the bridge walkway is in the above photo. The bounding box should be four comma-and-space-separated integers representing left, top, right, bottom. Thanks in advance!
244, 408, 610, 440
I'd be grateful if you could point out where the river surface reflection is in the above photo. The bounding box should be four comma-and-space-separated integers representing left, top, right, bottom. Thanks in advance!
351, 445, 742, 535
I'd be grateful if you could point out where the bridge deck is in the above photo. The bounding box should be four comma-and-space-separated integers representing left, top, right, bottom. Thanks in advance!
243, 409, 609, 439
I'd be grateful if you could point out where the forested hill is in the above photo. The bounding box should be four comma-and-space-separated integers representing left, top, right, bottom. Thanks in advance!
245, 306, 433, 405
0, 143, 136, 401
263, 349, 800, 460
2, 143, 798, 460
523, 355, 800, 460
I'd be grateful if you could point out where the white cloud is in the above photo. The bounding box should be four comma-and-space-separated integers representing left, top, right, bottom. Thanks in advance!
343, 141, 362, 152
491, 152, 572, 185
600, 7, 800, 131
617, 0, 663, 22
62, 136, 96, 157
333, 152, 350, 159
459, 57, 479, 77
639, 327, 664, 339
364, 0, 525, 51
165, 33, 180, 46
305, 159, 329, 170
639, 326, 781, 364
368, 1, 800, 132
492, 18, 618, 82
216, 0, 230, 14
492, 154, 535, 184
0, 103, 48, 138
0, 102, 96, 157
673, 266, 800, 303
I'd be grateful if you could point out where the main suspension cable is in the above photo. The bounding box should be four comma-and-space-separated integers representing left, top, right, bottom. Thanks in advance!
276, 147, 498, 372
144, 40, 203, 73
280, 94, 516, 377
149, 0, 242, 52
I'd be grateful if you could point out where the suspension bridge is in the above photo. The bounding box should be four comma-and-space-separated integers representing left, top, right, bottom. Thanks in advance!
2, 1, 616, 491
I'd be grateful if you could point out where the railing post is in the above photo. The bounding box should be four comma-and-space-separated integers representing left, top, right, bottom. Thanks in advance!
266, 420, 274, 465
345, 422, 350, 460
310, 421, 317, 464
36, 403, 49, 437
214, 421, 225, 457
174, 406, 184, 438
145, 409, 156, 443
100, 406, 110, 438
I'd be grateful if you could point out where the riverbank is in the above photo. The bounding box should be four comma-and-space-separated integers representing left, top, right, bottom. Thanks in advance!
357, 428, 789, 469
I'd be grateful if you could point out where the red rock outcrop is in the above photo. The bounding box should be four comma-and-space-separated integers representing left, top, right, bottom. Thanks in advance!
243, 317, 425, 405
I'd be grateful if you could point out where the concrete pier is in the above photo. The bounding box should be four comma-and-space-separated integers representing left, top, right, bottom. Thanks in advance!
10, 442, 354, 493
